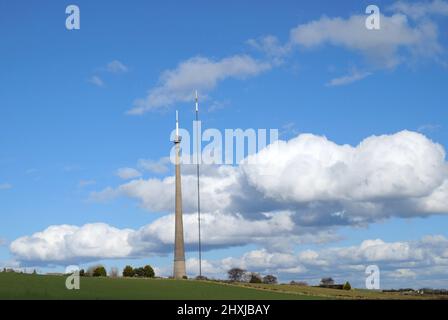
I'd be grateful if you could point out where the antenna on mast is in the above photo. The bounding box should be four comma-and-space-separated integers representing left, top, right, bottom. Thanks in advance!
195, 90, 202, 278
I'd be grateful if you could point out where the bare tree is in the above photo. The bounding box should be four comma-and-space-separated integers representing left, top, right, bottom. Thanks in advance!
263, 275, 278, 284
110, 267, 119, 278
227, 268, 246, 282
320, 277, 335, 286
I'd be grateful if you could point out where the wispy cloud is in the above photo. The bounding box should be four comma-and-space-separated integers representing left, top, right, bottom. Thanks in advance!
106, 60, 129, 74
116, 167, 142, 180
326, 70, 372, 87
389, 0, 448, 20
418, 124, 442, 133
138, 157, 170, 174
127, 55, 271, 115
0, 183, 12, 190
89, 60, 129, 87
88, 75, 105, 87
78, 180, 96, 187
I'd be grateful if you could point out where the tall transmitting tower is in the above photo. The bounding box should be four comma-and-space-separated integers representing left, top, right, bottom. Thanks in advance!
195, 90, 203, 278
173, 110, 186, 279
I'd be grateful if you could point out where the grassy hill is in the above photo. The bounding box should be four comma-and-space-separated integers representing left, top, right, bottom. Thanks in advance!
0, 273, 319, 300
1, 272, 445, 300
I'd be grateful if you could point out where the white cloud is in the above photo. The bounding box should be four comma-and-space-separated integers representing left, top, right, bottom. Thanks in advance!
92, 131, 448, 226
326, 70, 371, 86
10, 212, 295, 263
289, 13, 441, 68
247, 35, 291, 58
78, 180, 96, 187
243, 131, 447, 212
0, 183, 12, 190
93, 164, 239, 213
10, 224, 134, 263
138, 157, 170, 174
184, 235, 448, 286
390, 268, 417, 278
389, 0, 448, 20
127, 55, 271, 114
88, 75, 104, 87
106, 60, 128, 73
9, 219, 448, 287
418, 123, 441, 133
116, 167, 142, 180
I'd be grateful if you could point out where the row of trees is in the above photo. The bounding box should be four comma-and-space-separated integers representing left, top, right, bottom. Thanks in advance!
77, 264, 155, 278
122, 265, 155, 278
79, 265, 107, 277
227, 268, 277, 284
319, 277, 351, 290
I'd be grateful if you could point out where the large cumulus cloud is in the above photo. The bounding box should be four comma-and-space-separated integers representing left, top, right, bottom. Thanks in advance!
92, 130, 448, 226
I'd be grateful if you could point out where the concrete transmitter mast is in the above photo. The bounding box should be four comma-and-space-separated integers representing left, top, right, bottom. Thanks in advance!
173, 110, 186, 279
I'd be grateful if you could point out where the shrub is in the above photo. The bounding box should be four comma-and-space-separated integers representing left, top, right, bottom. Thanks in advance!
92, 266, 107, 277
134, 267, 145, 277
143, 265, 155, 278
343, 281, 352, 290
320, 277, 335, 286
263, 275, 278, 284
249, 273, 262, 284
290, 281, 308, 286
122, 265, 134, 277
79, 269, 85, 277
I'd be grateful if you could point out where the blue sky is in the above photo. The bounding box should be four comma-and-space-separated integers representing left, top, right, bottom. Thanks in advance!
1, 0, 448, 288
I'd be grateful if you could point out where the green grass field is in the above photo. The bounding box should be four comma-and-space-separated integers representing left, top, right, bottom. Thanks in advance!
0, 273, 320, 300
1, 273, 445, 300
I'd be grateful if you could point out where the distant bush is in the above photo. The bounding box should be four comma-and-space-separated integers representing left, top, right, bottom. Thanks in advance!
290, 281, 308, 286
122, 265, 134, 277
320, 277, 335, 286
125, 264, 155, 278
79, 269, 85, 277
92, 266, 107, 277
343, 281, 352, 290
249, 273, 262, 284
182, 275, 188, 280
263, 275, 278, 285
227, 268, 246, 282
143, 265, 155, 278
195, 275, 208, 281
134, 267, 145, 277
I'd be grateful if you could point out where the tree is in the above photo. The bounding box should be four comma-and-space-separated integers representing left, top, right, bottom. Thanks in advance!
227, 268, 246, 282
249, 273, 262, 284
263, 275, 278, 285
79, 269, 85, 277
92, 266, 107, 277
343, 281, 352, 290
143, 265, 155, 278
320, 277, 335, 286
134, 267, 145, 277
122, 265, 134, 277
